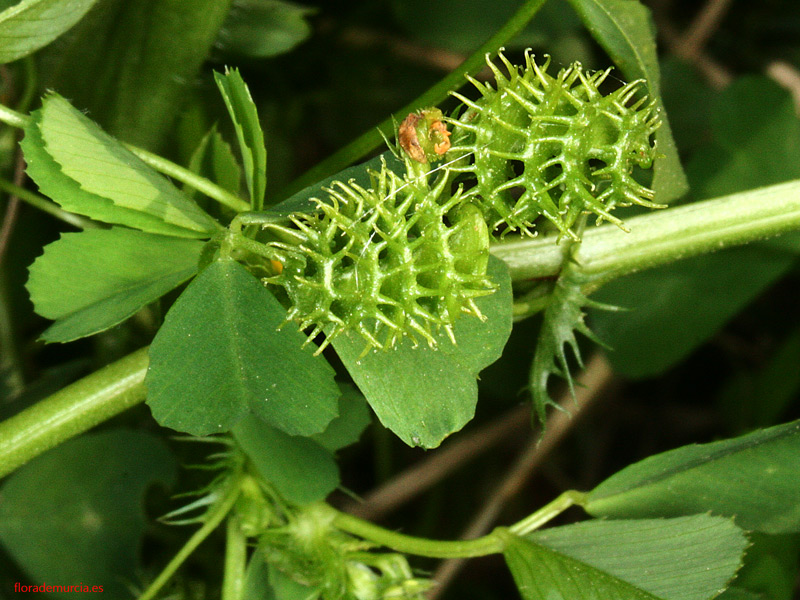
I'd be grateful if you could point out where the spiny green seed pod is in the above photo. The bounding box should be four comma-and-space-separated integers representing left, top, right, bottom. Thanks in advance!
449, 51, 663, 240
264, 160, 496, 353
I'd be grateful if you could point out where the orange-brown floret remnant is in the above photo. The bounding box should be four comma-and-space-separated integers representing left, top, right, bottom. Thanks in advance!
398, 108, 451, 163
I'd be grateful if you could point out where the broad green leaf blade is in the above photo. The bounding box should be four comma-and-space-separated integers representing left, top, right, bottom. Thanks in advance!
333, 257, 512, 449
216, 0, 314, 59
215, 68, 267, 210
530, 516, 747, 600
27, 228, 204, 343
146, 259, 339, 436
187, 125, 242, 199
22, 112, 207, 238
587, 420, 800, 534
502, 530, 662, 600
233, 414, 339, 505
37, 0, 232, 149
0, 0, 99, 63
565, 0, 687, 204
529, 259, 615, 426
0, 430, 176, 598
311, 385, 371, 452
38, 94, 219, 236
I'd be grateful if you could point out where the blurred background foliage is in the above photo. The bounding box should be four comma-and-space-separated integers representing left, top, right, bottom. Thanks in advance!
1, 0, 800, 598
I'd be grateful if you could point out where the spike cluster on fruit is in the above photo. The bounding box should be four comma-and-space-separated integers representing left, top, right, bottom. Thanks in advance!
448, 51, 663, 239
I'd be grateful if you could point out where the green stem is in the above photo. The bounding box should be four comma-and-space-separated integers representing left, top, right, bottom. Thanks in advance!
125, 145, 250, 213
491, 179, 800, 283
138, 474, 242, 600
278, 0, 549, 199
0, 102, 250, 214
331, 510, 504, 558
0, 104, 28, 129
0, 177, 97, 229
222, 515, 248, 600
508, 491, 588, 536
0, 347, 148, 479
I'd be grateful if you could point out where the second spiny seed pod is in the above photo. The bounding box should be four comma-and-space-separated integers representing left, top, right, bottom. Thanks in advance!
449, 51, 663, 240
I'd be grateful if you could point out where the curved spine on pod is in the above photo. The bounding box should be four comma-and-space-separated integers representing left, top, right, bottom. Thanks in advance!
263, 159, 495, 354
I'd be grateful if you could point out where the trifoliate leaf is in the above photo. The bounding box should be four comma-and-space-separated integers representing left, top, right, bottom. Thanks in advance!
0, 430, 176, 598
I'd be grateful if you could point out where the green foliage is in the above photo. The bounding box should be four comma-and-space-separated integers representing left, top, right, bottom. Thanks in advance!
214, 68, 267, 210
27, 228, 204, 342
146, 259, 340, 436
37, 0, 233, 149
333, 256, 512, 448
587, 419, 800, 533
507, 514, 747, 600
233, 414, 339, 504
2, 1, 799, 599
186, 126, 243, 200
0, 0, 99, 63
23, 94, 219, 237
216, 0, 314, 59
0, 430, 176, 597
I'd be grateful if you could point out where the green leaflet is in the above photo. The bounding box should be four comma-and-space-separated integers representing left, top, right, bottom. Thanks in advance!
216, 0, 314, 59
215, 68, 268, 210
565, 0, 688, 204
311, 385, 371, 452
502, 531, 662, 600
333, 256, 512, 448
22, 111, 209, 238
37, 0, 232, 149
0, 0, 99, 63
26, 228, 204, 343
529, 256, 616, 426
233, 414, 339, 505
587, 419, 800, 534
146, 259, 340, 437
0, 430, 176, 598
36, 93, 219, 236
529, 516, 747, 600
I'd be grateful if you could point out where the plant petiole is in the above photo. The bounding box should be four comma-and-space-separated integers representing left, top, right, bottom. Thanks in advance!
508, 490, 589, 536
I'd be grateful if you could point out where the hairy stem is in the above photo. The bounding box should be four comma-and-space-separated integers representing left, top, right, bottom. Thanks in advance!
222, 515, 248, 600
278, 0, 549, 199
0, 347, 148, 479
492, 179, 800, 283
